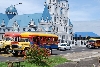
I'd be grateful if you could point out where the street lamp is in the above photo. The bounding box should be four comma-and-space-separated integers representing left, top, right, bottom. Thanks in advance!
14, 3, 22, 6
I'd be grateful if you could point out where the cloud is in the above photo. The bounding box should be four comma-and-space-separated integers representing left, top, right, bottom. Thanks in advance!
0, 0, 44, 15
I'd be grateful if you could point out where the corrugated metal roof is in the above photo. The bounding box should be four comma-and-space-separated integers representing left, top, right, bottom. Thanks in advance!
42, 5, 52, 21
7, 13, 42, 27
57, 0, 68, 2
74, 32, 100, 37
0, 13, 9, 26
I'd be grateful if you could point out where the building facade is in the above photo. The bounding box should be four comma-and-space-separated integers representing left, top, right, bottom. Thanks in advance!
0, 0, 73, 44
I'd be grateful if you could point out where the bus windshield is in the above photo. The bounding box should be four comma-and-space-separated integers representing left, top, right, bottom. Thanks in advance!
3, 37, 13, 41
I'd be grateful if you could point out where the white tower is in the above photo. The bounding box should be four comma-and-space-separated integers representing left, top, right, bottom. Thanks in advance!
40, 0, 73, 44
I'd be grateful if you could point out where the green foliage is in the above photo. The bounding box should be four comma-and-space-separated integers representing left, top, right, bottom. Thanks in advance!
26, 44, 51, 65
0, 56, 69, 67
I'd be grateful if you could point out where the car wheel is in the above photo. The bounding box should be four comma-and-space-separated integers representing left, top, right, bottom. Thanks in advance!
88, 45, 92, 49
64, 48, 67, 51
70, 47, 71, 49
69, 47, 71, 50
57, 48, 59, 50
0, 49, 1, 53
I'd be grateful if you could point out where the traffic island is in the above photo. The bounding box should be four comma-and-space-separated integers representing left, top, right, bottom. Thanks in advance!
0, 56, 69, 67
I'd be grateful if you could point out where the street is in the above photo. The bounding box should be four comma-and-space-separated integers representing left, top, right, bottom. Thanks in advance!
52, 46, 100, 55
0, 46, 100, 62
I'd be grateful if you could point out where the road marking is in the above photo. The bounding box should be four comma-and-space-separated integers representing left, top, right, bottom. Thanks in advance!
82, 49, 85, 50
67, 53, 71, 54
60, 51, 63, 52
72, 48, 75, 49
81, 51, 84, 52
59, 54, 64, 55
71, 50, 74, 51
73, 52, 75, 53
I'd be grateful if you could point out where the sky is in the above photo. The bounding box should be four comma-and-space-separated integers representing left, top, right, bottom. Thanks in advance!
0, 0, 100, 21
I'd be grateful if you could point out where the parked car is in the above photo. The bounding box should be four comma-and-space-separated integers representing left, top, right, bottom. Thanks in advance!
58, 43, 72, 51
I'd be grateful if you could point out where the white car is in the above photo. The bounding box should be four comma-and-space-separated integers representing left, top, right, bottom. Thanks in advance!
58, 43, 72, 51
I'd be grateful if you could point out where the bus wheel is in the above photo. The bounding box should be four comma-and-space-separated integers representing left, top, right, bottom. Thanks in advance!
12, 51, 18, 57
24, 48, 29, 55
0, 49, 1, 53
95, 47, 99, 49
4, 47, 10, 54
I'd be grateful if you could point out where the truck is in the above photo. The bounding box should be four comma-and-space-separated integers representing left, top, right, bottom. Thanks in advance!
0, 32, 20, 53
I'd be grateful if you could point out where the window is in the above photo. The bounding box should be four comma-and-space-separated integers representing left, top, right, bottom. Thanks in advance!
2, 35, 3, 39
54, 37, 58, 41
71, 36, 73, 40
62, 35, 65, 39
57, 27, 58, 32
53, 0, 55, 2
66, 28, 67, 32
54, 17, 56, 22
50, 0, 51, 3
48, 6, 49, 9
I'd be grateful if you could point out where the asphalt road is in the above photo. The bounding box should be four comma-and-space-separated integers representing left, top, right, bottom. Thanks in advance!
0, 46, 100, 62
52, 46, 100, 55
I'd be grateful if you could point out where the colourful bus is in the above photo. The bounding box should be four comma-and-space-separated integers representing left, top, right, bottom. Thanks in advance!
11, 32, 32, 56
11, 32, 59, 56
0, 32, 20, 53
28, 32, 59, 49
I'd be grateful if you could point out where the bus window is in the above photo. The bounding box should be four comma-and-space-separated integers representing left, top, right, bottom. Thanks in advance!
48, 37, 51, 41
40, 37, 42, 40
19, 39, 25, 42
33, 37, 37, 42
43, 37, 45, 41
25, 39, 29, 42
54, 37, 58, 41
3, 37, 13, 41
15, 37, 17, 41
53, 38, 54, 41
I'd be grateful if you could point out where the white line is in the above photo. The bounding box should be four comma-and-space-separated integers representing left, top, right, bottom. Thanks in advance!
72, 48, 75, 49
71, 50, 74, 51
81, 51, 84, 52
73, 52, 75, 53
82, 49, 85, 50
67, 53, 71, 54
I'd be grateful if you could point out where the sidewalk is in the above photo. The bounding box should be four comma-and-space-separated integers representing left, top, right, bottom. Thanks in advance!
60, 50, 100, 61
55, 57, 100, 67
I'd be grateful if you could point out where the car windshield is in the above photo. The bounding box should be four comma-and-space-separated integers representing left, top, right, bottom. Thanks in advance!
67, 43, 70, 46
88, 40, 95, 42
61, 44, 67, 46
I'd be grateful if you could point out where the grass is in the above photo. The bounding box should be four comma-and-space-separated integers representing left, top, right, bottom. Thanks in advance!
0, 56, 71, 67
